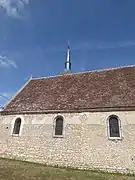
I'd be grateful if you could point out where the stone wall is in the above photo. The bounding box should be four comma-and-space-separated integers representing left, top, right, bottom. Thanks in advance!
0, 111, 135, 173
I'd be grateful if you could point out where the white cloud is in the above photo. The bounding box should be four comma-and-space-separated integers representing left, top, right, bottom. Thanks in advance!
0, 55, 17, 68
73, 41, 135, 51
0, 0, 29, 18
41, 40, 135, 55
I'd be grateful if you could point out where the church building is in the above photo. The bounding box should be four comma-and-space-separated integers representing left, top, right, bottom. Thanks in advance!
1, 46, 135, 173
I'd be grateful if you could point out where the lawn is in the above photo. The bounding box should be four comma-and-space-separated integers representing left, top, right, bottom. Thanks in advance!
0, 158, 134, 180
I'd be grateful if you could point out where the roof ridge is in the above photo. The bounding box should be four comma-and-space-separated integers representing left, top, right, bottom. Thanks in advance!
31, 64, 135, 80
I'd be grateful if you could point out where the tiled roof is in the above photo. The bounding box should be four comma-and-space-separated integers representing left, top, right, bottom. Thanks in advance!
2, 66, 135, 114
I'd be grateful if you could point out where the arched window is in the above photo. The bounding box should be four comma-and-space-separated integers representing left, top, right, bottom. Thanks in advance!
12, 118, 21, 135
54, 116, 64, 136
108, 115, 120, 138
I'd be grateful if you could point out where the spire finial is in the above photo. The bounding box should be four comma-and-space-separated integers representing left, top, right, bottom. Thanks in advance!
30, 72, 33, 79
65, 41, 71, 73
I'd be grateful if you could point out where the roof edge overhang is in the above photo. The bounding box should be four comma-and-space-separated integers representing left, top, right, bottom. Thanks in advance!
1, 106, 135, 115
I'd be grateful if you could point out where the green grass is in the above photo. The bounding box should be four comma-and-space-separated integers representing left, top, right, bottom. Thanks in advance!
0, 158, 134, 180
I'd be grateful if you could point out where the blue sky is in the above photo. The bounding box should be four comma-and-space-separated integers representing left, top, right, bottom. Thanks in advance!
0, 0, 135, 106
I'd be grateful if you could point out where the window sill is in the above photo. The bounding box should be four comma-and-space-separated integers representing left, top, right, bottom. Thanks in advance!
12, 134, 19, 137
53, 135, 64, 138
108, 137, 123, 141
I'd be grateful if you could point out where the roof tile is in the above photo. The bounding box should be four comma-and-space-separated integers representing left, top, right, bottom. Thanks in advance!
3, 66, 135, 114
